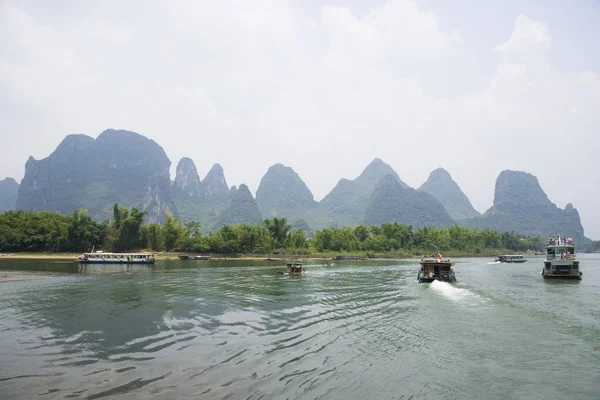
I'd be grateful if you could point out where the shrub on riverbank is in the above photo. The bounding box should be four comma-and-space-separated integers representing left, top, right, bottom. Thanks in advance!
0, 209, 544, 255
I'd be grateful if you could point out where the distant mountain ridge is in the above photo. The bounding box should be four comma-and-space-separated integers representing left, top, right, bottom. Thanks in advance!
256, 163, 317, 221
312, 158, 408, 229
171, 159, 230, 231
174, 157, 204, 198
364, 174, 455, 228
7, 130, 591, 243
0, 178, 19, 212
214, 184, 262, 229
16, 129, 175, 223
465, 170, 586, 243
203, 163, 230, 204
419, 168, 480, 221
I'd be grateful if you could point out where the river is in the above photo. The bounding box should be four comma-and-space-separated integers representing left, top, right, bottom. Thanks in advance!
0, 255, 598, 399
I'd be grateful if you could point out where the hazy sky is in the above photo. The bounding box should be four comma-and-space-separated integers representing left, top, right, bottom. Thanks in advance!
1, 0, 599, 238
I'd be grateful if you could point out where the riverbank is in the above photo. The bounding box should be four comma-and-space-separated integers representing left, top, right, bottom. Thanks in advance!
0, 253, 79, 260
0, 253, 330, 261
0, 248, 538, 261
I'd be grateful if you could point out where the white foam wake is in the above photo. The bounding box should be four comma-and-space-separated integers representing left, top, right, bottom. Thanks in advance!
429, 280, 479, 303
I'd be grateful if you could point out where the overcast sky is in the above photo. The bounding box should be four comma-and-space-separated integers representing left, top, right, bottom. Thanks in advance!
1, 0, 599, 238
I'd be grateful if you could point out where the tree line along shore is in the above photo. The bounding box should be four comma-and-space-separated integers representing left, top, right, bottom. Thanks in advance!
0, 204, 555, 259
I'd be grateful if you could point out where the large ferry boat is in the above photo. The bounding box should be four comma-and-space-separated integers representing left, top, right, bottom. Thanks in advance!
541, 236, 581, 279
78, 252, 155, 264
417, 254, 456, 283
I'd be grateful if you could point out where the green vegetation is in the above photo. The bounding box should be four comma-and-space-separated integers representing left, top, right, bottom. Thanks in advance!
0, 204, 145, 253
0, 210, 103, 252
310, 223, 543, 255
0, 208, 544, 256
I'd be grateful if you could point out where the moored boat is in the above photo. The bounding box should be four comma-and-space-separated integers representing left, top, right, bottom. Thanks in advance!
285, 262, 304, 275
178, 254, 210, 260
541, 236, 581, 279
78, 252, 155, 264
417, 254, 456, 283
494, 254, 527, 263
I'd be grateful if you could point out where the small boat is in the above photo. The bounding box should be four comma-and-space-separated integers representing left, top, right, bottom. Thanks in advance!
285, 262, 304, 275
78, 251, 155, 264
494, 254, 527, 263
541, 236, 581, 279
417, 255, 456, 283
178, 254, 210, 260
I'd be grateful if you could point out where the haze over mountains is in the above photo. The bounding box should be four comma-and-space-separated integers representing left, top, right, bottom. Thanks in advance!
0, 178, 19, 212
0, 130, 588, 243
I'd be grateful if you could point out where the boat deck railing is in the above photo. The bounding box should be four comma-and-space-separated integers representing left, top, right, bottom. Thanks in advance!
547, 239, 574, 246
546, 254, 576, 261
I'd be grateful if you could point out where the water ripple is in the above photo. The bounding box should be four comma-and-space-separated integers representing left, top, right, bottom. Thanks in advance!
0, 259, 598, 399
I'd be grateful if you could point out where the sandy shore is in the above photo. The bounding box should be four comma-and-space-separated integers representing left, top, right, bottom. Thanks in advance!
0, 253, 78, 260
0, 253, 334, 261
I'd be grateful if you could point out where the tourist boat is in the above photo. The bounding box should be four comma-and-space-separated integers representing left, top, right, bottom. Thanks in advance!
541, 237, 581, 279
178, 254, 210, 260
494, 254, 527, 263
417, 254, 456, 283
78, 251, 155, 264
335, 255, 361, 260
285, 262, 304, 275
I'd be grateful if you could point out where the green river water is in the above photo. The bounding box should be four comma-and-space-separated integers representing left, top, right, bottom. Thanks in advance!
0, 255, 598, 399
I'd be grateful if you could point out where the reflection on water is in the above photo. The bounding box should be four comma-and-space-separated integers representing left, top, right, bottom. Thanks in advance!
0, 257, 599, 399
78, 264, 155, 274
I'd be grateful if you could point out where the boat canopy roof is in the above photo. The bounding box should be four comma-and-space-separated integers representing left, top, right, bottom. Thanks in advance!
420, 260, 454, 266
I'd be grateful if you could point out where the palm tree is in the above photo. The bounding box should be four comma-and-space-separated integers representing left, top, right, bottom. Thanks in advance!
263, 217, 291, 248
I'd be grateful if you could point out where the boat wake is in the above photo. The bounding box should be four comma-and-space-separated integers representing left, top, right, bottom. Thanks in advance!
487, 261, 501, 265
429, 280, 480, 304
